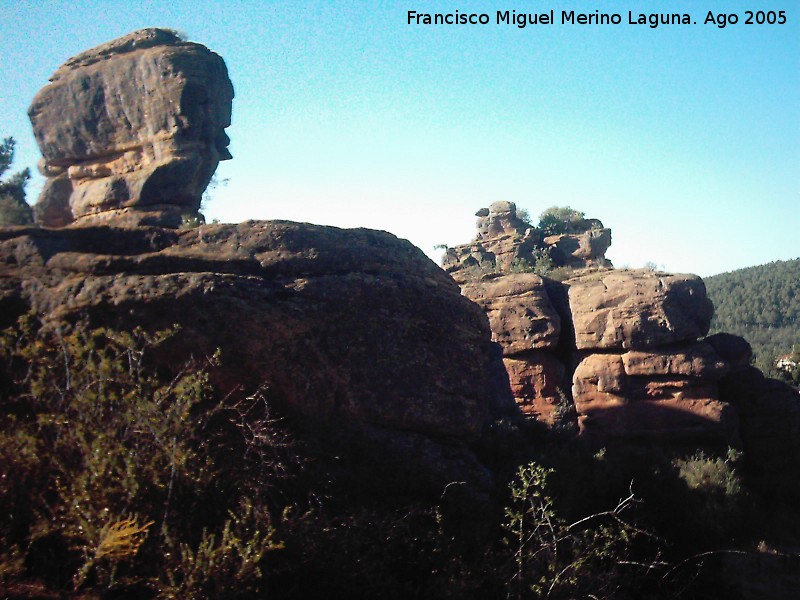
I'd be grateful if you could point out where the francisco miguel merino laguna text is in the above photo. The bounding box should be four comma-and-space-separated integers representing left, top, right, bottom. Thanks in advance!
407, 10, 696, 28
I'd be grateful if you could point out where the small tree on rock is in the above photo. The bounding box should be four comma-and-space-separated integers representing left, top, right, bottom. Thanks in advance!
537, 206, 585, 236
0, 137, 33, 226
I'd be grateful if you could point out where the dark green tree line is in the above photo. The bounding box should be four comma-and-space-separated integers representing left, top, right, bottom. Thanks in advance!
705, 258, 800, 378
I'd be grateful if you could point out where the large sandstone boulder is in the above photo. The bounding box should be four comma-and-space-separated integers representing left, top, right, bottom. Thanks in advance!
0, 221, 515, 498
567, 270, 714, 350
28, 28, 234, 227
446, 202, 758, 442
461, 273, 560, 354
544, 228, 612, 267
572, 344, 737, 442
475, 201, 530, 240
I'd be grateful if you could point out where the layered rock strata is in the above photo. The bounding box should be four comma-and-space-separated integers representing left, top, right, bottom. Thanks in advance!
28, 28, 234, 227
461, 273, 566, 421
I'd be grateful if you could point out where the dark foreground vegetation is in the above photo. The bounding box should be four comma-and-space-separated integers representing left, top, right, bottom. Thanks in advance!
706, 258, 800, 383
1, 317, 799, 599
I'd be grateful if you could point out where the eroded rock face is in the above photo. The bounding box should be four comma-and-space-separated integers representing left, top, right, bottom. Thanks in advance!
28, 28, 234, 227
0, 221, 512, 499
572, 344, 737, 442
475, 201, 530, 240
503, 352, 566, 421
544, 228, 612, 266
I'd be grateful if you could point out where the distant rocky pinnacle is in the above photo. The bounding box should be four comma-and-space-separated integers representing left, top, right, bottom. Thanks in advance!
443, 200, 612, 274
28, 28, 234, 228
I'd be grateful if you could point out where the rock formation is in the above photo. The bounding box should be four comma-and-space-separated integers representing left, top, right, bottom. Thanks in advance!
0, 221, 516, 500
28, 28, 234, 228
445, 204, 799, 451
12, 29, 521, 505
443, 201, 612, 275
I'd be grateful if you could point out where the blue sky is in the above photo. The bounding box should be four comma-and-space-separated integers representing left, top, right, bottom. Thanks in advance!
1, 0, 797, 276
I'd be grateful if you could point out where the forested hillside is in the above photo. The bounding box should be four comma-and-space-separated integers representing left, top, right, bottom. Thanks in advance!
705, 258, 800, 377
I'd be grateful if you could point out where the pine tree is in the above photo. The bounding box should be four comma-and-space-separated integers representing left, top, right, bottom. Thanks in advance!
0, 137, 34, 226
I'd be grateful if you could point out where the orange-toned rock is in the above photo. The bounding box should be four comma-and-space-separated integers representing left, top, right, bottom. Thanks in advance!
572, 345, 738, 442
621, 342, 729, 379
475, 201, 529, 240
567, 270, 713, 350
461, 273, 560, 354
442, 201, 609, 278
543, 228, 612, 267
504, 352, 566, 422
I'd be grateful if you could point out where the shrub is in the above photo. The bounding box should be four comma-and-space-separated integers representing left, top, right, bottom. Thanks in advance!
0, 195, 33, 226
672, 449, 749, 541
0, 316, 290, 596
510, 248, 555, 277
502, 461, 662, 600
537, 206, 586, 236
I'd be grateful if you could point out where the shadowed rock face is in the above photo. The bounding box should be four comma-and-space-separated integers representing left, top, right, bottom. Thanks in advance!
28, 28, 234, 227
0, 221, 515, 500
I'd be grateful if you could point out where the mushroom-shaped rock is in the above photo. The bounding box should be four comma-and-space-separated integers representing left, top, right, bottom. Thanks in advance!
28, 28, 234, 228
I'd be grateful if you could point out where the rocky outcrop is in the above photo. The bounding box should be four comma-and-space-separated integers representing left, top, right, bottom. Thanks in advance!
461, 273, 565, 419
444, 201, 612, 277
503, 352, 566, 420
0, 221, 515, 499
572, 345, 737, 442
461, 273, 561, 354
544, 228, 612, 268
475, 201, 531, 241
445, 204, 795, 447
563, 271, 738, 442
28, 29, 234, 228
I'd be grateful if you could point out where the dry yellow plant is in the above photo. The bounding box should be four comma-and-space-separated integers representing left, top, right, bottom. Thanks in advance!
95, 516, 155, 561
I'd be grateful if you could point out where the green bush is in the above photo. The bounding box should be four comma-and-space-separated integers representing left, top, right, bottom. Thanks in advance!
673, 449, 749, 541
537, 206, 586, 236
502, 461, 662, 600
0, 315, 782, 598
